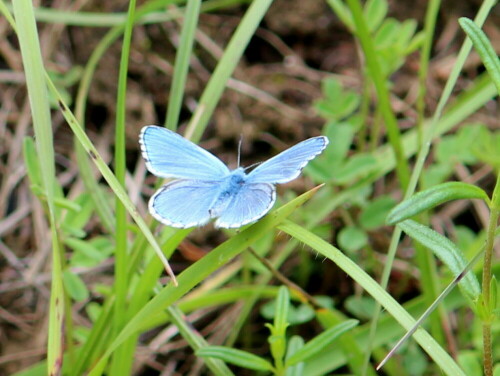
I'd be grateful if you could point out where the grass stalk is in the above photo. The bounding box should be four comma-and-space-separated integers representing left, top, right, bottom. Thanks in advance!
109, 0, 137, 374
12, 1, 65, 374
345, 0, 410, 190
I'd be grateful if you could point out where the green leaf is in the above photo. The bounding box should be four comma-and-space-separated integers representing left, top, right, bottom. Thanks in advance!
436, 124, 482, 165
261, 301, 315, 326
196, 346, 274, 372
285, 320, 359, 366
364, 0, 388, 32
395, 19, 417, 50
22, 137, 43, 189
65, 237, 108, 264
459, 17, 500, 96
334, 153, 378, 184
285, 336, 305, 376
274, 286, 290, 333
314, 78, 360, 121
63, 270, 89, 302
359, 195, 396, 229
344, 296, 376, 320
374, 18, 399, 49
337, 226, 367, 252
397, 220, 481, 300
387, 182, 489, 224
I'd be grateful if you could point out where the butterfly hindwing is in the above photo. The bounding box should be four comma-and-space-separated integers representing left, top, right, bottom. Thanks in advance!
149, 180, 222, 228
140, 126, 230, 180
247, 136, 328, 184
214, 183, 276, 228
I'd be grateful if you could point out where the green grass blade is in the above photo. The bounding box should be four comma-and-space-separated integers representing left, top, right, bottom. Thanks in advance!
286, 320, 359, 366
278, 221, 465, 376
459, 17, 500, 96
165, 0, 202, 130
12, 1, 65, 374
345, 0, 410, 190
387, 182, 490, 224
168, 305, 235, 375
45, 75, 178, 285
184, 0, 273, 142
109, 1, 137, 374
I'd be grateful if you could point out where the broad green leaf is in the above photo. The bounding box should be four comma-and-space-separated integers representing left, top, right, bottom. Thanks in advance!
285, 320, 359, 366
63, 270, 89, 302
337, 226, 367, 252
387, 182, 489, 224
395, 19, 417, 50
359, 195, 396, 229
65, 237, 107, 263
62, 193, 95, 232
285, 336, 305, 376
364, 0, 388, 32
397, 220, 481, 300
196, 346, 274, 372
374, 18, 398, 48
436, 124, 482, 165
344, 296, 376, 320
334, 153, 378, 184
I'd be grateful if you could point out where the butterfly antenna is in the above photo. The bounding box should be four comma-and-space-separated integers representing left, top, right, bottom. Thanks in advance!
237, 134, 243, 167
244, 161, 262, 172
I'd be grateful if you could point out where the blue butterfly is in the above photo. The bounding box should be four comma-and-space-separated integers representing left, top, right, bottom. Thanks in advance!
139, 126, 328, 228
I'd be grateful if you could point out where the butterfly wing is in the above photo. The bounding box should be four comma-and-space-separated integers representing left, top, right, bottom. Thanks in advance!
214, 183, 276, 228
149, 180, 222, 228
140, 125, 230, 180
247, 136, 328, 184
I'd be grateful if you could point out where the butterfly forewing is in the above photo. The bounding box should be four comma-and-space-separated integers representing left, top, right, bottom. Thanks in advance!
149, 180, 222, 228
247, 136, 328, 184
140, 126, 230, 180
214, 183, 276, 228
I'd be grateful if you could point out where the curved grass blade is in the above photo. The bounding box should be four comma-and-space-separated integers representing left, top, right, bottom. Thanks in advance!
459, 17, 500, 96
387, 182, 489, 225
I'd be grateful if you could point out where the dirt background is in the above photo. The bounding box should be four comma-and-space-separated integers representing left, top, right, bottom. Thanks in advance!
0, 0, 498, 374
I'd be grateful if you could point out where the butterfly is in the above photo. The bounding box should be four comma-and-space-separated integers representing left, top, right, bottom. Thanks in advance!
139, 125, 328, 229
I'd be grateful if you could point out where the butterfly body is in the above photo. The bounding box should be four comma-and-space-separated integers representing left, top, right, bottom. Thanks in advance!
140, 126, 328, 228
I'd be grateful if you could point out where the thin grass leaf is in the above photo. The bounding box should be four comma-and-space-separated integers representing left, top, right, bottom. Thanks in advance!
345, 0, 410, 190
168, 306, 235, 375
45, 75, 178, 285
197, 346, 274, 372
165, 0, 201, 130
387, 182, 489, 225
459, 17, 500, 96
12, 2, 66, 374
278, 220, 465, 376
110, 1, 137, 373
286, 320, 359, 366
397, 220, 481, 300
184, 0, 273, 142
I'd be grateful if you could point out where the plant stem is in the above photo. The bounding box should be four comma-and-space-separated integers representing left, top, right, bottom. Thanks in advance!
482, 172, 500, 376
